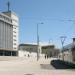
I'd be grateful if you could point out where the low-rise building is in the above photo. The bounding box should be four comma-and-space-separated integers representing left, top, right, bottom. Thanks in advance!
19, 43, 59, 57
42, 45, 59, 57
19, 43, 38, 57
19, 44, 38, 53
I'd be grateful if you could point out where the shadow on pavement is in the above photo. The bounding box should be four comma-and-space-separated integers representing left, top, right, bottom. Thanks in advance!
51, 60, 75, 69
40, 64, 54, 70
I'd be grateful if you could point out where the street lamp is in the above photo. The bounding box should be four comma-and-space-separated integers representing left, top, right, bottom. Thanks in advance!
37, 22, 43, 61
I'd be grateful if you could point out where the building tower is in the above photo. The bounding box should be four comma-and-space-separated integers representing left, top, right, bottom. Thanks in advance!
0, 2, 19, 56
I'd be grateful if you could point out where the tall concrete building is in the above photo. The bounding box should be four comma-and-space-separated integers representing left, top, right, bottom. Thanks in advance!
0, 11, 19, 56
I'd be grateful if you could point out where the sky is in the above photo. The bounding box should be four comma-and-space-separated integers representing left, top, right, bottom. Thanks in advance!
0, 0, 75, 48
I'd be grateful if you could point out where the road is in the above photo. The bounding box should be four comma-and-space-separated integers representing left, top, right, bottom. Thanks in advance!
0, 57, 74, 75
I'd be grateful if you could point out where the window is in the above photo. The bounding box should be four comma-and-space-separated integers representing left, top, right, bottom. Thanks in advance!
13, 31, 16, 33
14, 43, 16, 45
13, 35, 16, 37
14, 47, 17, 49
13, 39, 16, 41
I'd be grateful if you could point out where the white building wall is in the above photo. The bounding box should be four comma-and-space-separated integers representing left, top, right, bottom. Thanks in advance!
0, 14, 13, 50
2, 11, 19, 50
0, 11, 19, 51
18, 50, 37, 57
11, 13, 19, 50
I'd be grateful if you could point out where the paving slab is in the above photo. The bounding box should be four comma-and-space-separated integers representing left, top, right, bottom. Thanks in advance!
0, 57, 74, 75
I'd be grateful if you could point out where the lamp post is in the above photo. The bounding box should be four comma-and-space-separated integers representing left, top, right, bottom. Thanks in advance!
37, 22, 43, 61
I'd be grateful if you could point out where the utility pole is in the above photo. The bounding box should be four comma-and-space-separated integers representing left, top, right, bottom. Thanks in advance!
60, 36, 66, 49
60, 36, 67, 60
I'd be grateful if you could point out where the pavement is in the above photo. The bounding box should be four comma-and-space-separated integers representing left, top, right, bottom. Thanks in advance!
0, 57, 74, 75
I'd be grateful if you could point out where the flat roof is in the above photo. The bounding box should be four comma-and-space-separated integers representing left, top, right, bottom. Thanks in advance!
19, 44, 37, 46
63, 43, 75, 50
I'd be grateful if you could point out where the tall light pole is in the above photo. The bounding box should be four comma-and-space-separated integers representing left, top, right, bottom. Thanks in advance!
37, 22, 43, 61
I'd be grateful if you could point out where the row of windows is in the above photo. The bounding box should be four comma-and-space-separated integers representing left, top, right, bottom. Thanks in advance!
14, 43, 17, 45
0, 50, 18, 56
14, 47, 17, 49
13, 27, 16, 29
0, 14, 12, 23
13, 26, 17, 29
13, 35, 16, 37
13, 34, 18, 38
13, 31, 16, 33
13, 39, 17, 41
12, 18, 18, 23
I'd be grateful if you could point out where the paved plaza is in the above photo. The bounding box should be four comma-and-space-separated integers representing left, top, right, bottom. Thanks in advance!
0, 57, 74, 75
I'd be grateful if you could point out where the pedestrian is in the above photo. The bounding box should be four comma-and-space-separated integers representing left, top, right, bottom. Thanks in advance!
47, 55, 48, 59
28, 54, 30, 57
45, 55, 46, 59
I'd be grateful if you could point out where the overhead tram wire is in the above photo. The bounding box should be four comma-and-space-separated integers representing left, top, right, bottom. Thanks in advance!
60, 19, 75, 36
20, 16, 75, 37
